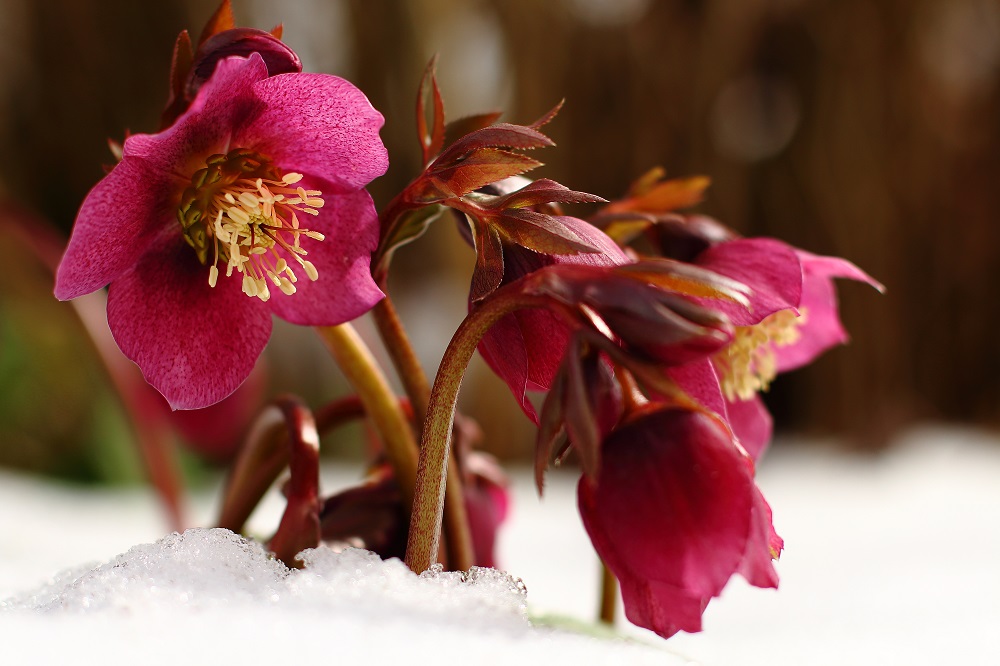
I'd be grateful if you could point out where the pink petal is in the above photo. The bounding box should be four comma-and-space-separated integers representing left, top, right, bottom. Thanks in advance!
106, 233, 272, 410
168, 362, 268, 462
774, 252, 882, 372
668, 361, 774, 460
725, 394, 774, 461
55, 159, 177, 300
737, 488, 781, 589
265, 188, 384, 326
238, 72, 389, 194
57, 55, 275, 302
126, 54, 271, 174
797, 251, 885, 291
694, 238, 802, 326
578, 407, 781, 639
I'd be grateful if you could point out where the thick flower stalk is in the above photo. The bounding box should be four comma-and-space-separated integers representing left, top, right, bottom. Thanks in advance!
55, 53, 388, 409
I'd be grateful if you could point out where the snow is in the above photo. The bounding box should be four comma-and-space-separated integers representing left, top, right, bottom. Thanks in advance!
2, 426, 999, 665
1, 527, 679, 664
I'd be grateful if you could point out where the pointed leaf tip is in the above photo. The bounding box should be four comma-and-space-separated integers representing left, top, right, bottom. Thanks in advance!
530, 100, 564, 130
199, 0, 236, 47
417, 55, 446, 164
607, 174, 711, 215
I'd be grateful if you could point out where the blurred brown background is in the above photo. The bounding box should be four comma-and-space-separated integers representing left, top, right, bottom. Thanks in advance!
1, 0, 997, 479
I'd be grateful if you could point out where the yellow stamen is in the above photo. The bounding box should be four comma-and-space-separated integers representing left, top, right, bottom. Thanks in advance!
177, 149, 326, 302
713, 309, 807, 401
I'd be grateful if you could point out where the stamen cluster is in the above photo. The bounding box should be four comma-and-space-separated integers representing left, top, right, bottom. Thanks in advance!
715, 308, 805, 401
178, 148, 326, 301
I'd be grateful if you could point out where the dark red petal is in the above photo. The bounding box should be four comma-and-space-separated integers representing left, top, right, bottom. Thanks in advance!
463, 461, 511, 568
477, 313, 537, 423
666, 360, 727, 419
520, 308, 573, 392
618, 575, 710, 638
475, 218, 625, 422
106, 233, 272, 410
187, 28, 301, 100
578, 408, 758, 637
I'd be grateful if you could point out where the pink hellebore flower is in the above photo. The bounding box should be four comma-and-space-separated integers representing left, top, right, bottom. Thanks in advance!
578, 406, 781, 639
55, 54, 388, 409
476, 216, 629, 421
681, 237, 883, 459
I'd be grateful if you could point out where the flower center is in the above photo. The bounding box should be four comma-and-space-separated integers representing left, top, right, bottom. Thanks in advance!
178, 148, 325, 301
713, 308, 806, 401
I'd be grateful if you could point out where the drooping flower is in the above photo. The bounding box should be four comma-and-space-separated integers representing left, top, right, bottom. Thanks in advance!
55, 53, 388, 409
577, 405, 780, 639
683, 237, 883, 458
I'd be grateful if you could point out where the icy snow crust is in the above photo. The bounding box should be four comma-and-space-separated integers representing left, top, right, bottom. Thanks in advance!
5, 528, 528, 627
1, 528, 678, 665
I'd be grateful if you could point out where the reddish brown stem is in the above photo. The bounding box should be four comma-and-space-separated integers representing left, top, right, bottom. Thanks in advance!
217, 395, 366, 533
266, 397, 322, 568
370, 293, 474, 571
405, 288, 551, 573
371, 297, 430, 430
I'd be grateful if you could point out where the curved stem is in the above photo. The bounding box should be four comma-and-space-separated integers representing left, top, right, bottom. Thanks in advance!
371, 292, 475, 570
265, 397, 321, 568
404, 290, 548, 573
316, 323, 420, 511
217, 395, 366, 533
371, 296, 430, 429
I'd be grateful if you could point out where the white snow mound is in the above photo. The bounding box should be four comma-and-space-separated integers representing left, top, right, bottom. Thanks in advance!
0, 527, 682, 665
2, 527, 528, 631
